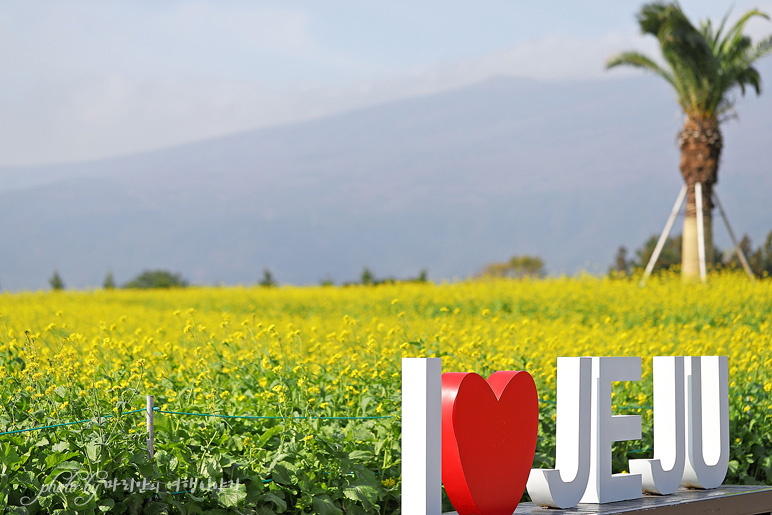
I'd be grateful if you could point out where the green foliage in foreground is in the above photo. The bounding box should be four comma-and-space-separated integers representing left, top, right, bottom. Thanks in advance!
1, 274, 771, 513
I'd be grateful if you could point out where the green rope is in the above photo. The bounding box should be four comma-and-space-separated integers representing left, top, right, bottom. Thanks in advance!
0, 407, 152, 437
156, 410, 393, 421
2, 399, 656, 438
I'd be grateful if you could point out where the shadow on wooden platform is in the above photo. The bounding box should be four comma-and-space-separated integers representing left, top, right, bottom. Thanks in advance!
444, 485, 772, 515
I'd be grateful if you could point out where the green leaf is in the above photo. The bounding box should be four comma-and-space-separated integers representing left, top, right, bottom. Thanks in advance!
1, 442, 20, 468
244, 476, 265, 503
348, 450, 372, 461
97, 499, 115, 512
218, 454, 236, 468
342, 503, 369, 515
129, 452, 156, 478
271, 462, 294, 485
313, 494, 343, 515
38, 491, 54, 509
155, 449, 179, 474
46, 460, 82, 483
51, 441, 69, 453
343, 483, 379, 511
257, 425, 284, 448
144, 502, 169, 515
216, 482, 247, 507
85, 442, 99, 462
45, 452, 80, 470
263, 491, 287, 513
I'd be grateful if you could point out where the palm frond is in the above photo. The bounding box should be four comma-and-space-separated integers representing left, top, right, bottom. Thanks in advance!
637, 2, 674, 37
721, 9, 770, 58
607, 2, 772, 119
734, 66, 762, 95
606, 51, 675, 86
747, 35, 772, 63
710, 7, 734, 51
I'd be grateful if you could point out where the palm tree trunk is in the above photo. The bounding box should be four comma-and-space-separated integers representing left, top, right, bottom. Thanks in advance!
679, 117, 721, 281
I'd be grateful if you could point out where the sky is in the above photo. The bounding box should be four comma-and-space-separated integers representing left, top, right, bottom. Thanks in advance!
2, 0, 772, 167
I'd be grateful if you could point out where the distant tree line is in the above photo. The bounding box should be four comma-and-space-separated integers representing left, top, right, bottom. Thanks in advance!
43, 266, 433, 291
46, 269, 189, 291
612, 229, 772, 277
338, 267, 429, 287
122, 270, 189, 289
479, 255, 546, 279
41, 230, 771, 292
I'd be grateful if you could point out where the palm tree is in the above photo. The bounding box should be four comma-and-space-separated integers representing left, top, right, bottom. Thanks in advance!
607, 2, 772, 280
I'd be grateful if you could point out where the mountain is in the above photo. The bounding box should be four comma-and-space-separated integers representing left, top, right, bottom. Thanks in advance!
1, 71, 771, 291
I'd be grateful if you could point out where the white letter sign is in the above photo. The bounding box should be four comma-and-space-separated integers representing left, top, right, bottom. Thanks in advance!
681, 356, 729, 489
630, 356, 685, 494
401, 357, 442, 515
581, 356, 643, 504
401, 355, 730, 514
527, 357, 592, 508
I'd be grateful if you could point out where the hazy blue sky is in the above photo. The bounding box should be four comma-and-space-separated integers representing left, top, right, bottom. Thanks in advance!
2, 0, 771, 166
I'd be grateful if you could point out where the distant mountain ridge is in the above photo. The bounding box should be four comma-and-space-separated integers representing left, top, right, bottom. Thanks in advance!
2, 71, 771, 291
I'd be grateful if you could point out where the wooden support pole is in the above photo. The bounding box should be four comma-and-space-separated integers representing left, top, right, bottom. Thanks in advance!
146, 395, 155, 460
641, 185, 687, 287
695, 183, 707, 282
712, 192, 755, 280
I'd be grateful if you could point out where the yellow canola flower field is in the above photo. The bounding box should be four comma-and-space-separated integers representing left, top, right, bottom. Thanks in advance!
0, 272, 770, 512
3, 273, 770, 401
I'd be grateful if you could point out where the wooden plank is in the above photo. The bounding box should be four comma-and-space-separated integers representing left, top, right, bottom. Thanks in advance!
444, 486, 772, 515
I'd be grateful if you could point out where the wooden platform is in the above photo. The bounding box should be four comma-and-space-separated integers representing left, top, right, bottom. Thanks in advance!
444, 485, 772, 515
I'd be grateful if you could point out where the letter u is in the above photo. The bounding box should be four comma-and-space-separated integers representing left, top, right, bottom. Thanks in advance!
681, 356, 729, 489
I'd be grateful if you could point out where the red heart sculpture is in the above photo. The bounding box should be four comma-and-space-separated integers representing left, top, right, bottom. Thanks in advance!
442, 371, 539, 515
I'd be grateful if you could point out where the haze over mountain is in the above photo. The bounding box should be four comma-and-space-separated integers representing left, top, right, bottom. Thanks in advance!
2, 70, 771, 291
